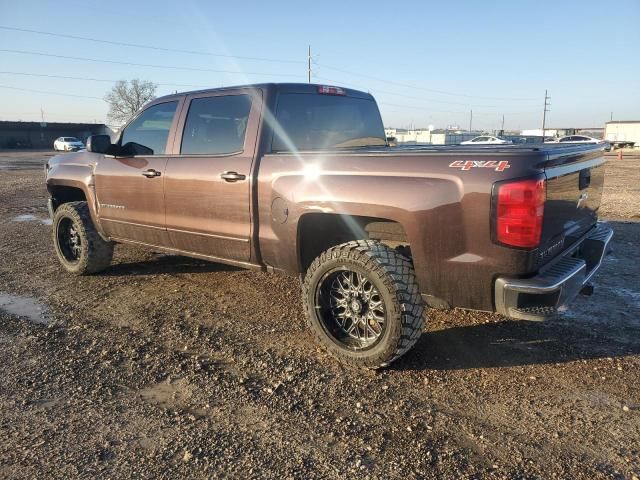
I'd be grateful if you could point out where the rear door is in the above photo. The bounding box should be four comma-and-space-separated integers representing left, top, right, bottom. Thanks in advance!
94, 100, 181, 246
163, 89, 262, 261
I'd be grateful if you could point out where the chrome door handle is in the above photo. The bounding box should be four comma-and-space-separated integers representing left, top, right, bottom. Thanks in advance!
142, 169, 161, 178
220, 171, 246, 182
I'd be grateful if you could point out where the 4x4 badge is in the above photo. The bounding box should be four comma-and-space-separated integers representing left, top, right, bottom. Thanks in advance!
449, 160, 511, 172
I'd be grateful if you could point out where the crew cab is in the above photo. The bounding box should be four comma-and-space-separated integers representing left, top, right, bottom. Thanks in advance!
45, 83, 612, 368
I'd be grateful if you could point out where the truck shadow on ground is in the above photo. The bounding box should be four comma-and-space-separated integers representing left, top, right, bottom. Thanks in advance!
102, 255, 241, 276
395, 318, 640, 371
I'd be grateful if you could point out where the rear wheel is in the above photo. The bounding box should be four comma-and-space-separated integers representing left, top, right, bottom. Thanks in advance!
303, 240, 424, 368
52, 201, 113, 275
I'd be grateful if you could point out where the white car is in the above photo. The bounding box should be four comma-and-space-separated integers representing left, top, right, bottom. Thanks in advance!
556, 135, 607, 145
460, 135, 512, 145
53, 137, 85, 152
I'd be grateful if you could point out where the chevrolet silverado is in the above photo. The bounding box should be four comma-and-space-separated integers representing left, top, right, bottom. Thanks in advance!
45, 83, 612, 368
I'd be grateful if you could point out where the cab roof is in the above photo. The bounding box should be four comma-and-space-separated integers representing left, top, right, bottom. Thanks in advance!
153, 82, 374, 102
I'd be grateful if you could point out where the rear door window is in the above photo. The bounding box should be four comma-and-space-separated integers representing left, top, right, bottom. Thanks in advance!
180, 95, 252, 155
121, 101, 178, 155
272, 93, 386, 152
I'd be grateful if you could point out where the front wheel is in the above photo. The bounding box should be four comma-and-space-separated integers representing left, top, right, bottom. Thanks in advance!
303, 240, 425, 368
52, 201, 113, 275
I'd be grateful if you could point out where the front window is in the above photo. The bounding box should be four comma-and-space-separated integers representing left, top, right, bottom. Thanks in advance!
271, 93, 386, 152
121, 101, 178, 155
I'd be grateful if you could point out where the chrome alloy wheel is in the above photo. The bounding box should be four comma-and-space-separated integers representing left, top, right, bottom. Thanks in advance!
316, 268, 386, 350
57, 217, 82, 263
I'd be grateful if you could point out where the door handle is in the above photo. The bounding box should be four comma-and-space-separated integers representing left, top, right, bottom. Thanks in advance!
142, 169, 161, 178
220, 171, 246, 182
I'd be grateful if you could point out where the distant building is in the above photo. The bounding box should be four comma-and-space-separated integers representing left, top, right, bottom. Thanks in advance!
520, 127, 604, 139
0, 121, 110, 149
385, 127, 481, 145
605, 121, 640, 148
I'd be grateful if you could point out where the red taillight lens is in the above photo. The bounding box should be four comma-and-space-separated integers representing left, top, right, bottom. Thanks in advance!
495, 178, 545, 248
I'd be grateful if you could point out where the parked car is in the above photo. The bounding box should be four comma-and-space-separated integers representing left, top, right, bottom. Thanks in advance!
555, 135, 610, 151
460, 135, 512, 145
53, 137, 85, 152
44, 83, 612, 368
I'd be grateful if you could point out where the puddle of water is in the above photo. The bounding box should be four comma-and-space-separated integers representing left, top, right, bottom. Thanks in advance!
14, 214, 37, 221
12, 215, 52, 226
0, 294, 49, 325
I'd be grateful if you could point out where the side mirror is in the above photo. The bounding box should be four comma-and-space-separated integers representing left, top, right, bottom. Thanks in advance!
386, 136, 397, 147
86, 135, 113, 154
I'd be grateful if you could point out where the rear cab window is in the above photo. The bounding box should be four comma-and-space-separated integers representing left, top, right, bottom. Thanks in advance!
180, 95, 253, 155
271, 92, 386, 152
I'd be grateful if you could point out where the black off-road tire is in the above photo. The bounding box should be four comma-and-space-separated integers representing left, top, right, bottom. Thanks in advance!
52, 201, 113, 275
303, 240, 425, 368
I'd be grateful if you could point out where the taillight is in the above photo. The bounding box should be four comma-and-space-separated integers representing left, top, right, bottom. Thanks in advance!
495, 178, 545, 248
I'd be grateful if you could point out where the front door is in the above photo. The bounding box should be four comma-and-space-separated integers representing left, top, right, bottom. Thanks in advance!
164, 90, 261, 262
94, 100, 180, 246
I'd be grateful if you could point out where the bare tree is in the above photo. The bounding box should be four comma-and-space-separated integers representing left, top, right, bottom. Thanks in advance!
104, 79, 157, 125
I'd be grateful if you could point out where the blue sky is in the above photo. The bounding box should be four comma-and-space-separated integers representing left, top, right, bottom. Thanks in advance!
0, 0, 638, 130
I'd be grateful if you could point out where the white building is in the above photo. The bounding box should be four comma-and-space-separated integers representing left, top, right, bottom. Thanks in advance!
385, 127, 480, 145
521, 128, 559, 137
605, 121, 640, 148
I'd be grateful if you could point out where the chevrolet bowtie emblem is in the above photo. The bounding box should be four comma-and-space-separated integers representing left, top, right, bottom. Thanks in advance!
577, 192, 588, 209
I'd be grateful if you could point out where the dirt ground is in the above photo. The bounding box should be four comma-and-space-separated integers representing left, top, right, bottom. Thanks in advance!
0, 150, 638, 479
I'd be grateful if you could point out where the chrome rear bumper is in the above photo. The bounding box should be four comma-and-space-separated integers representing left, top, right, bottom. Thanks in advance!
495, 223, 614, 321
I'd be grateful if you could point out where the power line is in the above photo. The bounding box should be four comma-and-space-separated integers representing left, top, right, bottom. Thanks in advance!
317, 63, 538, 101
378, 101, 468, 114
318, 76, 539, 114
1, 25, 542, 104
0, 70, 211, 88
0, 84, 104, 99
0, 49, 300, 77
0, 25, 304, 64
316, 75, 501, 108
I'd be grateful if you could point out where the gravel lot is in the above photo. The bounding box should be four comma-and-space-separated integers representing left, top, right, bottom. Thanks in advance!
0, 150, 639, 479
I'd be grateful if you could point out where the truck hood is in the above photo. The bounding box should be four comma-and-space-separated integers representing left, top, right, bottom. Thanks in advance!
48, 151, 97, 169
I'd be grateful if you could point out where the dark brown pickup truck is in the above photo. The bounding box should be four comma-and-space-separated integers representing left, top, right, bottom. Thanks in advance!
45, 83, 612, 368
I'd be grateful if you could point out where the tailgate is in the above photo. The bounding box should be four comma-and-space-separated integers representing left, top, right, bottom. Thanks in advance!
539, 145, 606, 263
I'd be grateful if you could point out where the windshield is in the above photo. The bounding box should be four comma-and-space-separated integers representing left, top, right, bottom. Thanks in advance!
272, 93, 386, 152
64, 137, 80, 142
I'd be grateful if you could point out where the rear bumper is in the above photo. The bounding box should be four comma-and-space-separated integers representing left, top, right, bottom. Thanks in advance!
494, 223, 613, 321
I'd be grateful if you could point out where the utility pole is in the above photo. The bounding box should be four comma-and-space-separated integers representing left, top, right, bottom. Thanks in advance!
542, 89, 551, 139
40, 107, 45, 123
307, 45, 311, 84
469, 109, 473, 132
610, 111, 613, 121
501, 114, 505, 132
